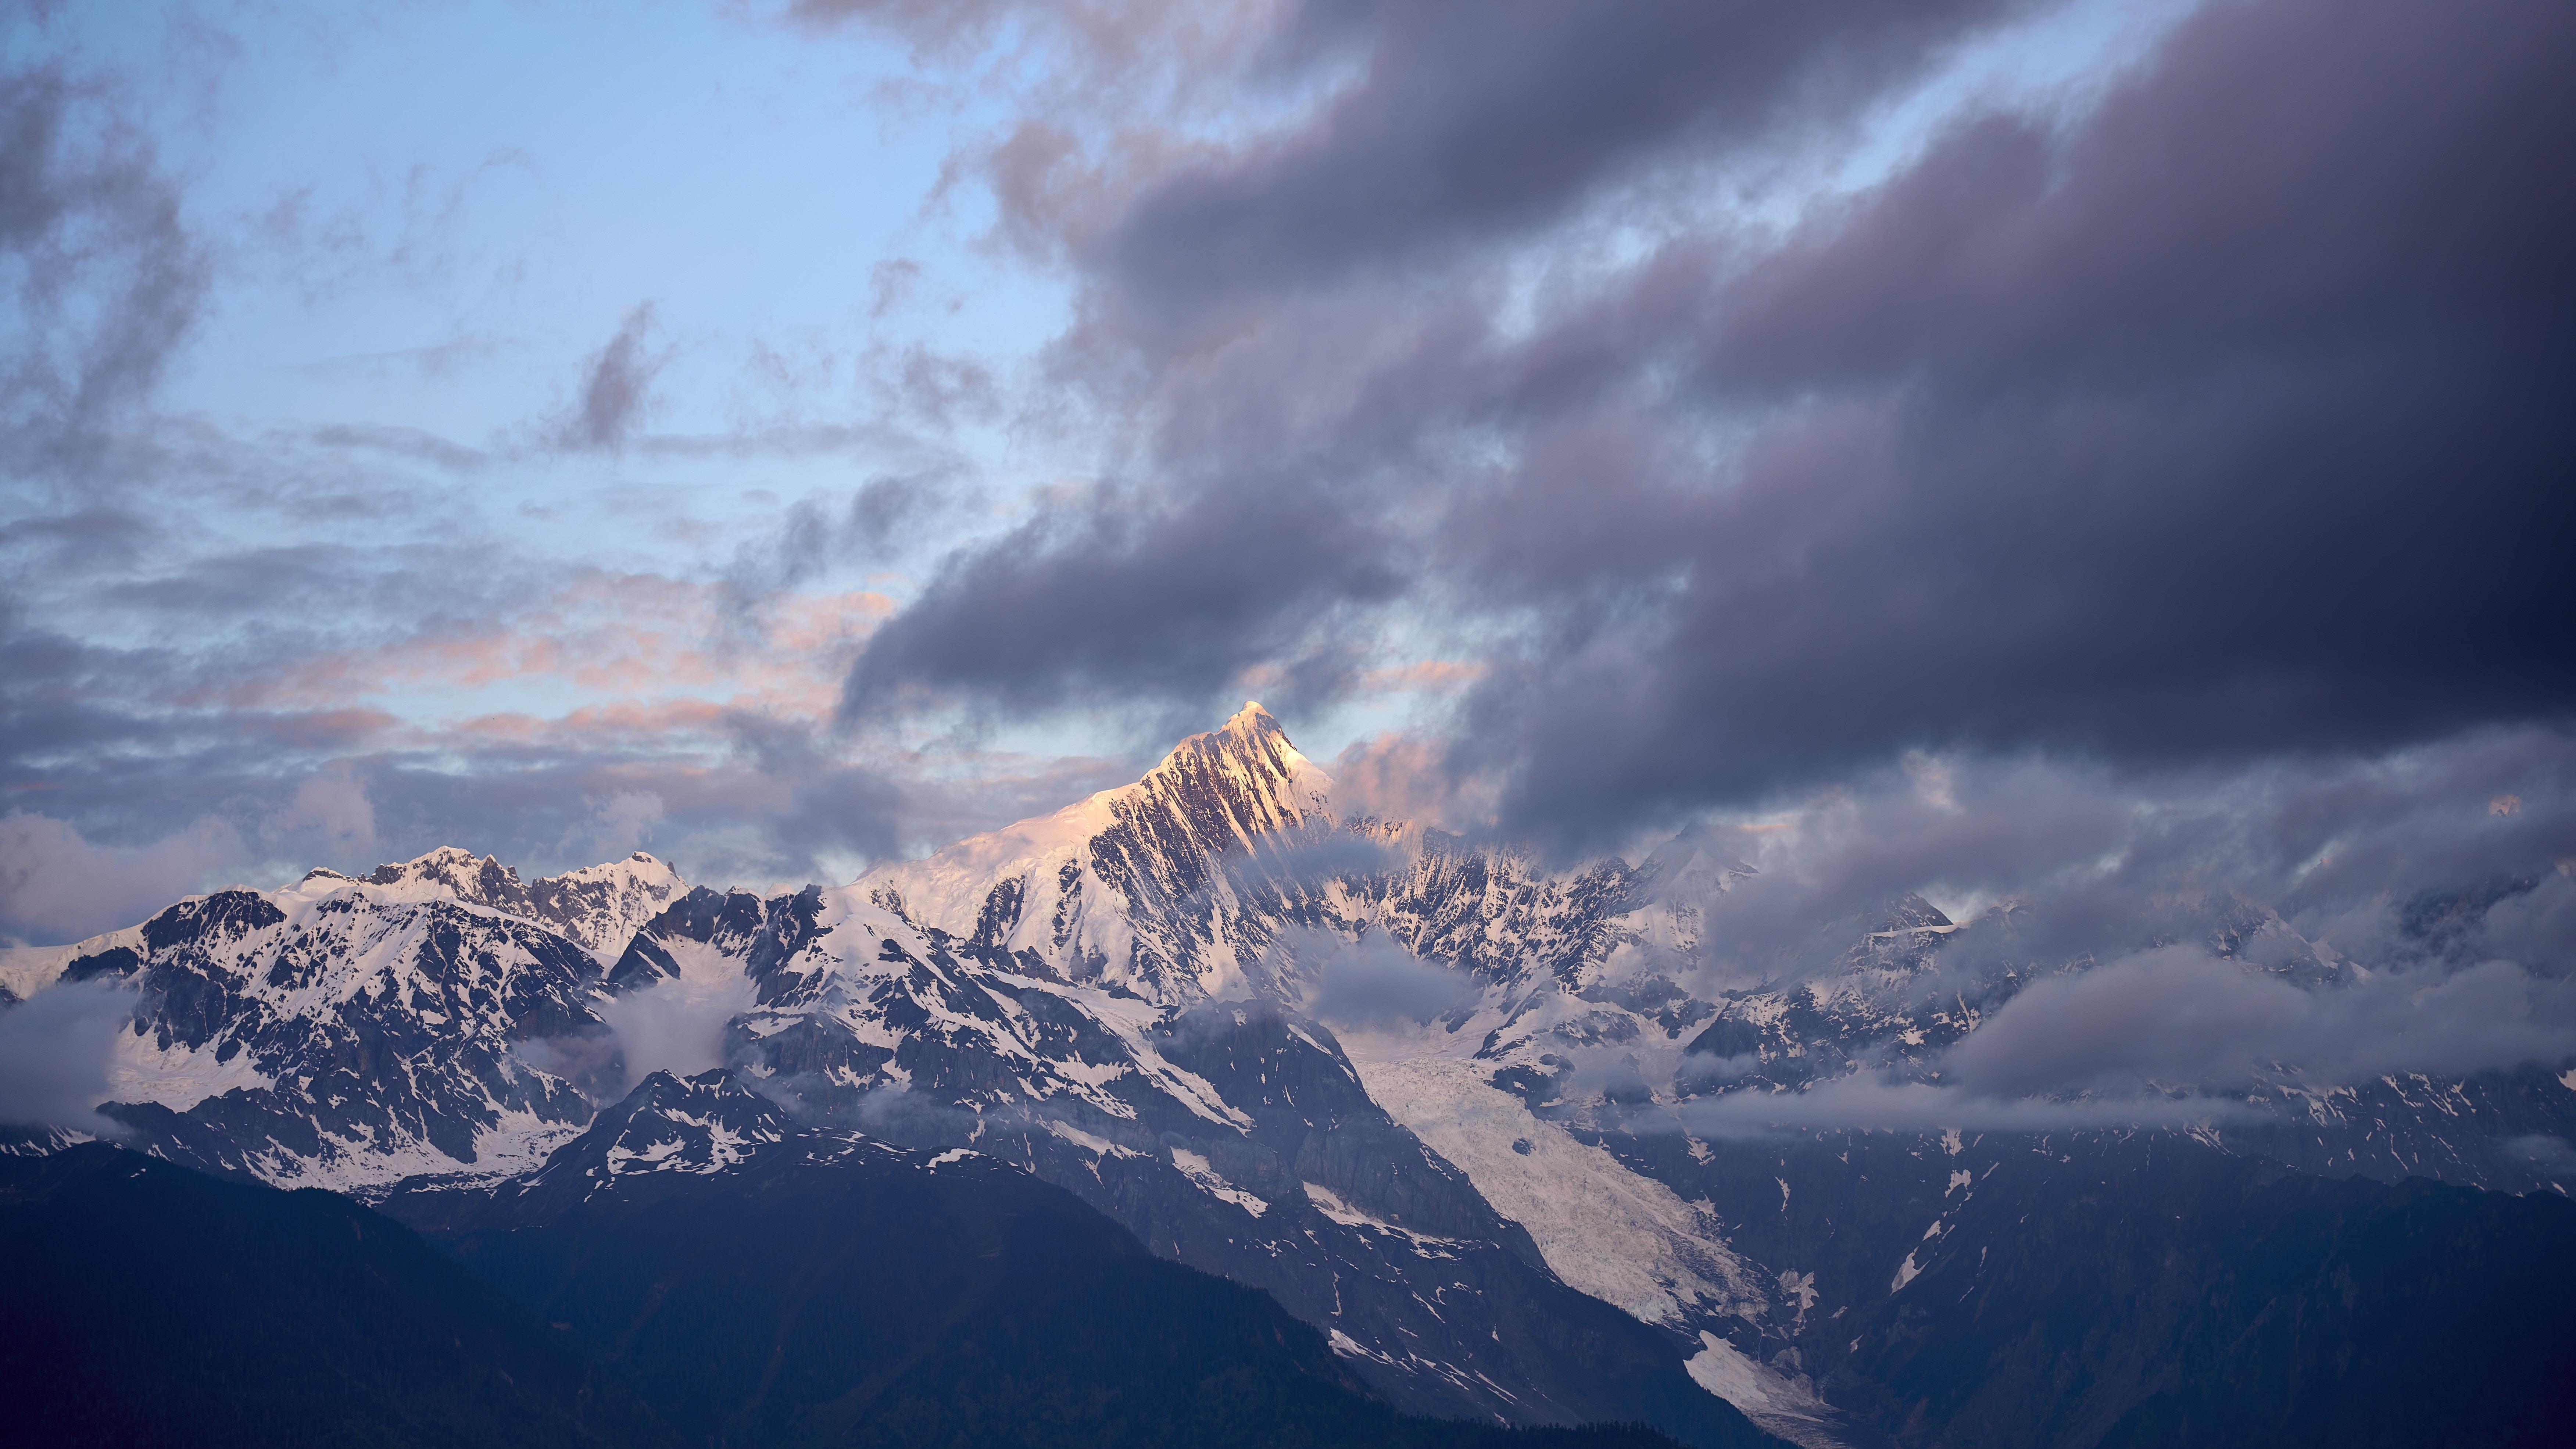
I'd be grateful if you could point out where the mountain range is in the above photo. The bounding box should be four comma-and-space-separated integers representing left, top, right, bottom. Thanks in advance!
3, 704, 2570, 1448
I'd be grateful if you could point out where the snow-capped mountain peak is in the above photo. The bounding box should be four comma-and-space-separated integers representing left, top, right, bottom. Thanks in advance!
296, 844, 518, 904
1139, 698, 1335, 833
294, 847, 686, 958
506, 1069, 797, 1208
853, 701, 1336, 998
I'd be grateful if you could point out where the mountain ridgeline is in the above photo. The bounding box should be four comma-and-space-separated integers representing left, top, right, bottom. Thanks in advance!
2, 703, 2569, 1448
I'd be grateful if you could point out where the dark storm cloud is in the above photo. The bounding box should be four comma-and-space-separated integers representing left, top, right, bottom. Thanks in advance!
1093, 0, 2031, 319
828, 0, 2045, 730
837, 475, 1403, 726
1471, 0, 2576, 845
0, 65, 211, 467
838, 0, 2576, 856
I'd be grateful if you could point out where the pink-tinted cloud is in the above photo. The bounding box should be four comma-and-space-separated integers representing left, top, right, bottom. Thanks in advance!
1356, 659, 1486, 695
0, 811, 246, 945
1330, 732, 1498, 833
221, 574, 894, 725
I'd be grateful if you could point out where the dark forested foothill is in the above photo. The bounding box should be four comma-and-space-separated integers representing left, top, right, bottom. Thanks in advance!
0, 1144, 676, 1449
0, 1139, 1736, 1449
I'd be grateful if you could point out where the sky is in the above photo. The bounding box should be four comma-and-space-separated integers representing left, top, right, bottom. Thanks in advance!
3, 0, 2572, 967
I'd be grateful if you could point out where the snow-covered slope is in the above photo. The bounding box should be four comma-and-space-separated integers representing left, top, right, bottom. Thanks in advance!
591, 720, 1731, 1429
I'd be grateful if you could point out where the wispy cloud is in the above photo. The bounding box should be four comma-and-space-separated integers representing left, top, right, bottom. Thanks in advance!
553, 302, 673, 451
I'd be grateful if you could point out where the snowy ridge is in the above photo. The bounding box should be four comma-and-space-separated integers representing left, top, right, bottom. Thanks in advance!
90, 882, 605, 1189
3, 848, 689, 1190
296, 846, 685, 958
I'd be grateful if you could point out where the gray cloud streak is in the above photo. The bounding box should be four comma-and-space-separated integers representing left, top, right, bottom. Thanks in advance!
837, 476, 1403, 727
1090, 0, 2036, 326
0, 64, 211, 470
1674, 1076, 2246, 1141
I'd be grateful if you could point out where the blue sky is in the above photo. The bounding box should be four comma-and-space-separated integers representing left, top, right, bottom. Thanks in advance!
18, 1, 1061, 575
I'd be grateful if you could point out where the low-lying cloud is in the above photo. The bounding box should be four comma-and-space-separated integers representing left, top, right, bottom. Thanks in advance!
1945, 950, 2576, 1101
0, 811, 245, 946
1677, 1074, 2242, 1141
1295, 929, 1477, 1029
1666, 943, 2576, 1139
0, 978, 130, 1133
596, 969, 760, 1094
